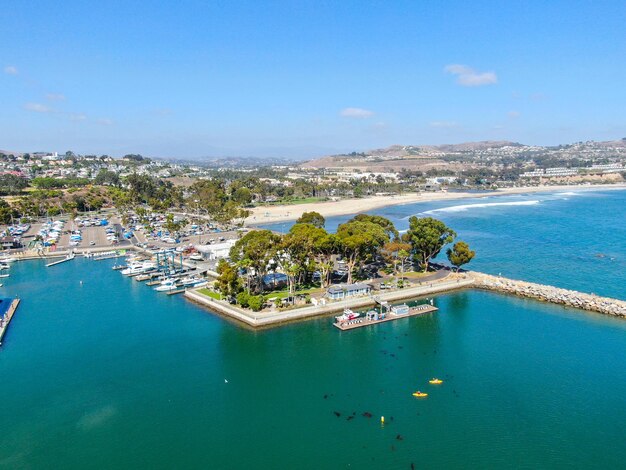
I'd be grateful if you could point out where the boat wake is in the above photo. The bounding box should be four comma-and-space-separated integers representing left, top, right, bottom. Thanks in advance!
418, 200, 541, 216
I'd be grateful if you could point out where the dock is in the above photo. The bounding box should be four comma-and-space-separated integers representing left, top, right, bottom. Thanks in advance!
333, 304, 438, 331
0, 298, 21, 345
166, 288, 186, 295
46, 253, 75, 267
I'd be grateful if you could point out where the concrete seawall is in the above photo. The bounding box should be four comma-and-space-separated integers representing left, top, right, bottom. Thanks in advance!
472, 273, 626, 317
185, 277, 475, 327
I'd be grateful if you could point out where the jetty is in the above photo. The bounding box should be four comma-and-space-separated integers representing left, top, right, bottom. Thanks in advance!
0, 298, 21, 345
473, 273, 626, 317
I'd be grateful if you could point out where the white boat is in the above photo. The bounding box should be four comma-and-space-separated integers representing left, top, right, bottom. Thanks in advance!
121, 261, 156, 275
335, 308, 360, 322
0, 274, 9, 278
180, 276, 208, 288
189, 253, 203, 261
155, 279, 179, 292
0, 257, 17, 263
0, 263, 9, 270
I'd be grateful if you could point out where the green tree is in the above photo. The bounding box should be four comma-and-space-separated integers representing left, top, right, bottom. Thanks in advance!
447, 241, 475, 272
296, 211, 325, 228
404, 216, 456, 272
229, 230, 281, 293
216, 259, 242, 297
352, 214, 399, 240
336, 220, 390, 284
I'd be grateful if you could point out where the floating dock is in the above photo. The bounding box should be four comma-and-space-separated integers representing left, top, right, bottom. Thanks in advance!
333, 304, 438, 331
0, 298, 21, 345
166, 288, 186, 295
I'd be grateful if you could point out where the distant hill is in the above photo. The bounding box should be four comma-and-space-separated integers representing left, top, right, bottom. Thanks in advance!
300, 139, 626, 171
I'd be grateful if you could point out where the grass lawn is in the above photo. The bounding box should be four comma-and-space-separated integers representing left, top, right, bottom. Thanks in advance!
402, 271, 435, 279
197, 288, 221, 300
264, 197, 328, 206
265, 286, 324, 300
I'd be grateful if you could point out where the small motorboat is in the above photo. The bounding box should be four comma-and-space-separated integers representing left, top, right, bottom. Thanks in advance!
429, 378, 443, 385
0, 274, 9, 278
335, 309, 360, 322
412, 391, 428, 398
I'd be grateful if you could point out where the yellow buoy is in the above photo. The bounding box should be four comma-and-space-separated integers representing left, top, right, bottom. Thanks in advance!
381, 416, 385, 424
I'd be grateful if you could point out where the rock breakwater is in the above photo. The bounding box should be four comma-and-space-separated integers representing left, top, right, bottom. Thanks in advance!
473, 273, 626, 317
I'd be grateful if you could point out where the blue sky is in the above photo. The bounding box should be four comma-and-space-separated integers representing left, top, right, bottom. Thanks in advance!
1, 0, 625, 158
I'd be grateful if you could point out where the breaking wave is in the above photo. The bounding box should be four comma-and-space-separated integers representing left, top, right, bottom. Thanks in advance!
420, 200, 541, 215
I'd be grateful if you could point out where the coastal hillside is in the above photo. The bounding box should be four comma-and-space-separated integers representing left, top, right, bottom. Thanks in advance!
300, 139, 626, 171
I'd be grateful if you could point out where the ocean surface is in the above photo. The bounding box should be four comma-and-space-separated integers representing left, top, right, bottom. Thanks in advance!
262, 188, 626, 300
1, 190, 625, 469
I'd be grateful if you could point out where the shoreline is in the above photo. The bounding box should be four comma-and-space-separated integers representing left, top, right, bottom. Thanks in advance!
246, 182, 626, 224
185, 270, 626, 329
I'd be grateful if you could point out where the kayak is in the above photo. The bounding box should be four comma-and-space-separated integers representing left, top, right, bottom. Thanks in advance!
429, 378, 443, 385
412, 391, 428, 397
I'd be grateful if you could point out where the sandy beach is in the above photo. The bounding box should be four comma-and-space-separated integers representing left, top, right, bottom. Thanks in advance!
247, 183, 626, 224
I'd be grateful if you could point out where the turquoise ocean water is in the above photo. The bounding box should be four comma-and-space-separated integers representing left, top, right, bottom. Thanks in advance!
1, 189, 625, 469
263, 189, 626, 300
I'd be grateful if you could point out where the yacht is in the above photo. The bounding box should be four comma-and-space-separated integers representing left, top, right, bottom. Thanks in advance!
155, 279, 179, 292
121, 261, 156, 275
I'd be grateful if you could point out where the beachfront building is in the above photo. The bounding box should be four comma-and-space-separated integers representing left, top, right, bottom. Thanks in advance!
326, 283, 372, 301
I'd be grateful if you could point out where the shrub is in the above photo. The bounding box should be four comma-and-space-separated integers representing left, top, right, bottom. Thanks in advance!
248, 295, 265, 312
236, 291, 250, 308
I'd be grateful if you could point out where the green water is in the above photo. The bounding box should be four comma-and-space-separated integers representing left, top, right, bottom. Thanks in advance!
2, 258, 626, 468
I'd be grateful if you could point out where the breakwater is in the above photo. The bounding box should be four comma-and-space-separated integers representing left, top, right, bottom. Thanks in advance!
472, 273, 626, 317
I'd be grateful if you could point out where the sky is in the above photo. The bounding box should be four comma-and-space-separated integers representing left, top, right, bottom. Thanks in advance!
1, 0, 625, 159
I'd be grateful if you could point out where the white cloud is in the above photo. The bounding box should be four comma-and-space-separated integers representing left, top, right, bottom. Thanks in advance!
340, 107, 374, 118
46, 93, 66, 101
69, 113, 87, 121
3, 65, 18, 75
430, 120, 458, 129
24, 102, 52, 113
97, 118, 113, 126
444, 64, 497, 87
508, 110, 520, 119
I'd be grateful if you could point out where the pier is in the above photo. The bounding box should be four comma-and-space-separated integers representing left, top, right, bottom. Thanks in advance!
0, 298, 21, 345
